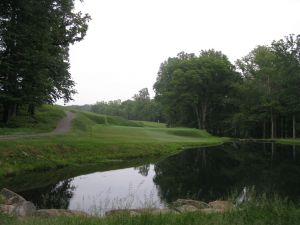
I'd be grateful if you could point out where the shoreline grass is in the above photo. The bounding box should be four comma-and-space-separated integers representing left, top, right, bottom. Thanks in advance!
1, 196, 299, 225
276, 138, 300, 145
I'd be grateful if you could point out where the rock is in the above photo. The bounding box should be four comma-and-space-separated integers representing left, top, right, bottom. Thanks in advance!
200, 208, 224, 213
35, 209, 88, 217
12, 201, 36, 217
105, 209, 145, 216
0, 188, 25, 204
1, 188, 87, 218
172, 199, 209, 209
0, 188, 36, 217
6, 196, 26, 205
151, 208, 178, 214
1, 201, 36, 217
0, 204, 15, 214
175, 204, 199, 213
208, 200, 234, 212
105, 208, 177, 216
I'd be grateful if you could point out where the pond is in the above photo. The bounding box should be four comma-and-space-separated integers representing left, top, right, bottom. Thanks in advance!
8, 142, 300, 214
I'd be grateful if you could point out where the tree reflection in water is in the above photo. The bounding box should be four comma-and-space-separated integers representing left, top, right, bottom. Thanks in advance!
134, 164, 150, 176
153, 143, 300, 204
20, 178, 75, 209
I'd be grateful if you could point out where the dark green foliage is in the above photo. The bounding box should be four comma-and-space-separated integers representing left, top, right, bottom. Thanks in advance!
154, 35, 300, 139
235, 35, 300, 138
0, 0, 90, 123
154, 50, 240, 133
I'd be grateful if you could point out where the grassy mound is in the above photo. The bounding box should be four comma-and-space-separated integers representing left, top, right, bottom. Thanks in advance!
166, 128, 211, 138
72, 111, 143, 131
132, 120, 167, 128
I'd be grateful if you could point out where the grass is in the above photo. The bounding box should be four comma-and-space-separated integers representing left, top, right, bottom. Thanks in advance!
0, 105, 65, 135
1, 197, 299, 225
276, 138, 300, 145
132, 120, 167, 128
0, 109, 224, 182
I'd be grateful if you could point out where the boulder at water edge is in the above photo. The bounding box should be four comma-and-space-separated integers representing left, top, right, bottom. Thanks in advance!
0, 188, 36, 217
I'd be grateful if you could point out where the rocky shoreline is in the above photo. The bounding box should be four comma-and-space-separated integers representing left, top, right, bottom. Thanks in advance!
0, 188, 234, 218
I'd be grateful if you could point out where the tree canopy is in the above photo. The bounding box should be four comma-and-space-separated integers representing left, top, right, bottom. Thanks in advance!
154, 35, 300, 138
154, 50, 240, 132
0, 0, 90, 123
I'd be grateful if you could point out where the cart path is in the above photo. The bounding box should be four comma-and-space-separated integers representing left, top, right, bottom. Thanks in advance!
0, 111, 75, 141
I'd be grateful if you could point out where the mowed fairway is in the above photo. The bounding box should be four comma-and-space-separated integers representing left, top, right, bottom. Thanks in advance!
88, 125, 217, 143
0, 110, 224, 179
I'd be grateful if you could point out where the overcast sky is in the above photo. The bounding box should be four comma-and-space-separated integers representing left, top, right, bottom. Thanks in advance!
64, 0, 300, 105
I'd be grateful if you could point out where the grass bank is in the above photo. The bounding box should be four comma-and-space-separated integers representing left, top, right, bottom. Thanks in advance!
1, 197, 299, 225
276, 138, 300, 145
0, 108, 224, 181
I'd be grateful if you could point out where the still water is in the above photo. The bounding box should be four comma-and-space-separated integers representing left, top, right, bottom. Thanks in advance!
16, 142, 300, 214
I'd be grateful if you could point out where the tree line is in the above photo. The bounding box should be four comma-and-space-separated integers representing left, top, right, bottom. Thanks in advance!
68, 88, 164, 122
154, 35, 300, 139
0, 0, 90, 124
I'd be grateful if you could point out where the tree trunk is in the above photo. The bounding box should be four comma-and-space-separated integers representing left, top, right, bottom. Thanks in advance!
280, 117, 284, 138
194, 106, 201, 129
2, 103, 17, 124
271, 110, 275, 139
285, 117, 288, 138
293, 114, 296, 139
28, 104, 36, 117
271, 142, 275, 161
16, 104, 20, 116
201, 103, 207, 130
263, 120, 266, 139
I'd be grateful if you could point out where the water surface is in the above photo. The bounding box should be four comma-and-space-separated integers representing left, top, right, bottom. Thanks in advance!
16, 142, 300, 214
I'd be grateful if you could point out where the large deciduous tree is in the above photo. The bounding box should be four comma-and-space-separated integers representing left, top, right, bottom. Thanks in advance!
272, 34, 300, 139
154, 50, 239, 132
0, 0, 90, 123
236, 46, 281, 138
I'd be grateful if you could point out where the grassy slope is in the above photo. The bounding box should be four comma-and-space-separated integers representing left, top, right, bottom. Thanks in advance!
132, 120, 167, 128
0, 110, 223, 179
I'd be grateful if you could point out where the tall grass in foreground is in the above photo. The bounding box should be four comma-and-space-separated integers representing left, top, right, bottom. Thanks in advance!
1, 196, 300, 225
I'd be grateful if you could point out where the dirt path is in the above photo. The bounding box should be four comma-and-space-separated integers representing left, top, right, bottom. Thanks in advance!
51, 111, 75, 134
0, 111, 75, 141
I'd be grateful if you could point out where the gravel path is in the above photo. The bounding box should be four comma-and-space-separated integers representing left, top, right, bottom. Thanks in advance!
0, 111, 75, 141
